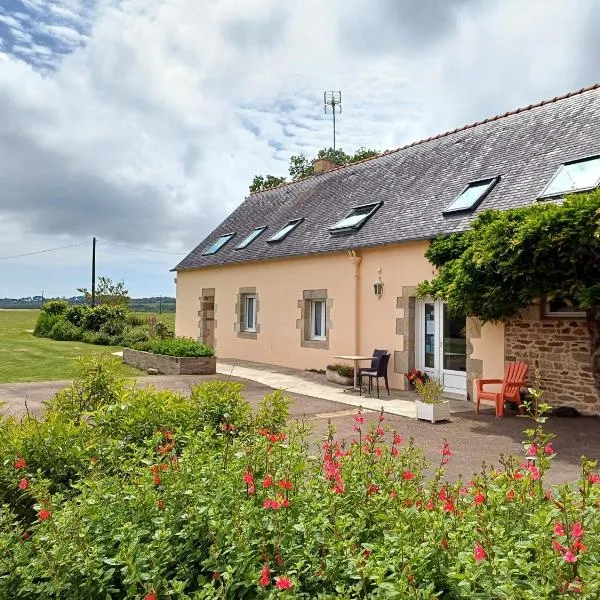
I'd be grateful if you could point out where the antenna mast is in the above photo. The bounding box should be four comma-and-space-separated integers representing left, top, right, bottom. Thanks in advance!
324, 91, 342, 150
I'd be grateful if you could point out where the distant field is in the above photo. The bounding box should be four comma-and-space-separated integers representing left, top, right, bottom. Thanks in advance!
0, 309, 147, 384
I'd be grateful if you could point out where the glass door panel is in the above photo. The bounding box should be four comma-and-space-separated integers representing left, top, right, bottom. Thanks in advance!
442, 305, 466, 372
424, 302, 436, 369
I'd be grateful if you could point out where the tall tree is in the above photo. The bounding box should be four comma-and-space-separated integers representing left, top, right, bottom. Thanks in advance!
77, 276, 130, 307
250, 146, 382, 192
416, 191, 600, 392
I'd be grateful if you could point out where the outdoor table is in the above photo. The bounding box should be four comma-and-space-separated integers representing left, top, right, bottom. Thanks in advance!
333, 355, 373, 393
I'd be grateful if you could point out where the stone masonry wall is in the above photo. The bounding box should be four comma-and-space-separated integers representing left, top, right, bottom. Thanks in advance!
505, 305, 599, 415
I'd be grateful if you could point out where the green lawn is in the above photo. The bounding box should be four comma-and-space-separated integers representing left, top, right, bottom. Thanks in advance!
0, 309, 145, 383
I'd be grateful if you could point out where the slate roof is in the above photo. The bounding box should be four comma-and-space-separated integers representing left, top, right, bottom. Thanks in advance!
175, 84, 600, 271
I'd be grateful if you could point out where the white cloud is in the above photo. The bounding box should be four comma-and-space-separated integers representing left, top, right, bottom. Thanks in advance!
0, 0, 599, 296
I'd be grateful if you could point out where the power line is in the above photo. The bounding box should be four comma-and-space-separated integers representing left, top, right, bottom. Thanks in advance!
97, 239, 185, 255
0, 242, 89, 261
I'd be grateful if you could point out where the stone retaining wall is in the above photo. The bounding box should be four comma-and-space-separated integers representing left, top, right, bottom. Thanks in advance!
505, 305, 599, 414
123, 349, 216, 376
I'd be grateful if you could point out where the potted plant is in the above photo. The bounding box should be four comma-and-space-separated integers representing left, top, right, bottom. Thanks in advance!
404, 368, 429, 389
414, 378, 450, 423
325, 364, 354, 386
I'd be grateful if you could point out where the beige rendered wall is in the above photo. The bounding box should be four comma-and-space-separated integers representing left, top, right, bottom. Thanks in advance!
175, 241, 505, 392
470, 322, 505, 397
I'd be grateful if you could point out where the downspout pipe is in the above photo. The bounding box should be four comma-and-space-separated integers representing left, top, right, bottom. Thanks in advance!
348, 250, 362, 356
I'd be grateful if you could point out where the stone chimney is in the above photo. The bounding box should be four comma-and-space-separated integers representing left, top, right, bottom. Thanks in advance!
312, 157, 337, 175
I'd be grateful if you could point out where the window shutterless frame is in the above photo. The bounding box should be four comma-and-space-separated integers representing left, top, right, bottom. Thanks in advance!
242, 295, 257, 331
328, 201, 383, 235
538, 154, 600, 199
235, 227, 267, 250
266, 218, 304, 243
310, 300, 326, 341
442, 177, 499, 215
202, 232, 236, 255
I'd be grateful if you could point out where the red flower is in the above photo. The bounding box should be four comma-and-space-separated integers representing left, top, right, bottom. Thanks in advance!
333, 483, 345, 494
426, 500, 435, 510
513, 471, 524, 480
18, 478, 29, 490
438, 488, 447, 501
553, 522, 565, 536
277, 478, 293, 490
440, 441, 452, 456
362, 548, 371, 558
367, 483, 380, 496
14, 458, 27, 470
571, 522, 584, 539
527, 465, 541, 480
474, 543, 487, 562
158, 443, 173, 454
473, 491, 485, 505
506, 489, 516, 501
243, 471, 254, 485
248, 485, 256, 495
38, 509, 51, 521
262, 474, 273, 488
22, 532, 31, 541
374, 447, 383, 458
441, 538, 449, 549
402, 471, 415, 480
156, 499, 166, 510
573, 538, 587, 552
259, 564, 270, 587
275, 576, 293, 590
563, 550, 578, 563
544, 443, 555, 456
376, 427, 385, 437
392, 434, 403, 445
353, 413, 365, 424
391, 446, 399, 457
152, 474, 161, 486
526, 444, 538, 457
144, 593, 157, 600
552, 540, 564, 552
588, 473, 600, 484
443, 501, 454, 513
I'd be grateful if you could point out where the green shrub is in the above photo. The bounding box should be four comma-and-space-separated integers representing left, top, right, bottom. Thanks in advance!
119, 325, 150, 347
327, 363, 354, 378
132, 336, 214, 357
33, 312, 63, 337
82, 305, 127, 332
40, 299, 68, 315
81, 330, 99, 345
254, 390, 291, 433
126, 312, 146, 327
64, 304, 90, 327
93, 331, 112, 346
48, 318, 81, 341
99, 317, 126, 337
154, 320, 174, 339
190, 380, 251, 430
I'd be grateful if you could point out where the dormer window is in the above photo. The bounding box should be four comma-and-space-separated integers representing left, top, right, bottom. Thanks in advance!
266, 219, 303, 243
443, 178, 499, 214
235, 227, 267, 250
539, 155, 600, 199
329, 202, 382, 235
203, 233, 235, 255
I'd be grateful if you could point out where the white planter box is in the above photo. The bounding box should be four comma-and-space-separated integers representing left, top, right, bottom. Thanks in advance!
416, 399, 450, 423
326, 369, 353, 386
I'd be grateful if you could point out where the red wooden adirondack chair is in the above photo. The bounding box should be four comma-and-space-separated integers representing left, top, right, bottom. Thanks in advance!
475, 361, 529, 417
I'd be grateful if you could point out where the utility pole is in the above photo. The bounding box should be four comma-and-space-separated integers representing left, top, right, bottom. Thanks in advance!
159, 295, 162, 315
324, 91, 342, 150
91, 236, 96, 307
40, 289, 44, 308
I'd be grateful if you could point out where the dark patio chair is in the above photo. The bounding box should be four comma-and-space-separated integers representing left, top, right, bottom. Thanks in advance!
358, 349, 387, 393
360, 353, 391, 398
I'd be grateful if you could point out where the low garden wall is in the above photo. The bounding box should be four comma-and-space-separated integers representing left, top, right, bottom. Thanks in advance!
123, 348, 216, 375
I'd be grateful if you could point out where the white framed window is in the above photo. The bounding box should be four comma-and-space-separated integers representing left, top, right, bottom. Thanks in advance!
310, 299, 326, 340
242, 294, 257, 332
543, 296, 585, 318
539, 155, 600, 199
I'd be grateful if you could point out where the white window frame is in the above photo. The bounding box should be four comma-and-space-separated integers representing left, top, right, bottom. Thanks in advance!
310, 299, 326, 341
543, 297, 586, 319
538, 154, 600, 199
242, 294, 257, 332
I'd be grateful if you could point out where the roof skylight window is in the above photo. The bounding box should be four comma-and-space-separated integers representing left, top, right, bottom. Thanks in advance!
443, 178, 498, 214
235, 226, 267, 250
539, 155, 600, 198
329, 202, 382, 235
266, 218, 303, 243
202, 233, 235, 255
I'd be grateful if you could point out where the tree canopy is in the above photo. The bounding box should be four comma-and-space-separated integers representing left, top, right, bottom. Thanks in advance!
77, 276, 130, 307
416, 190, 600, 391
249, 146, 381, 193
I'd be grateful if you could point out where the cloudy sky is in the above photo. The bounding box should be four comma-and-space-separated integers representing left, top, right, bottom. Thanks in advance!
0, 0, 598, 298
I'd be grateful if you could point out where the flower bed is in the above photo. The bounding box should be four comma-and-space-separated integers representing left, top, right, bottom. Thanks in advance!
0, 359, 599, 598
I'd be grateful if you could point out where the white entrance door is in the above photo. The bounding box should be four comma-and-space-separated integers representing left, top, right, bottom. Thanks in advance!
416, 299, 467, 396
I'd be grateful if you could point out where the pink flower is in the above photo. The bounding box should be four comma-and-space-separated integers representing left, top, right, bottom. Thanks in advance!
18, 478, 29, 490
563, 550, 578, 563
552, 540, 564, 552
544, 443, 555, 456
473, 491, 485, 505
402, 471, 415, 480
258, 564, 270, 586
588, 473, 600, 484
333, 483, 345, 494
38, 509, 51, 521
527, 465, 541, 480
14, 458, 27, 470
440, 441, 452, 456
426, 500, 435, 510
262, 474, 273, 488
526, 444, 538, 457
553, 522, 565, 536
391, 446, 399, 457
392, 434, 403, 445
474, 543, 487, 562
277, 478, 293, 490
243, 471, 254, 485
571, 522, 584, 539
376, 427, 385, 437
275, 575, 293, 590
353, 413, 365, 424
573, 538, 587, 552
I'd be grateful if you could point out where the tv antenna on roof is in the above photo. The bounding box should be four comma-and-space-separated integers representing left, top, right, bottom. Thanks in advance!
324, 91, 342, 150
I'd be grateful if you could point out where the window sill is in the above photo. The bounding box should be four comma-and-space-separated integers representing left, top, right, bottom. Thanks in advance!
238, 331, 258, 340
302, 339, 329, 350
